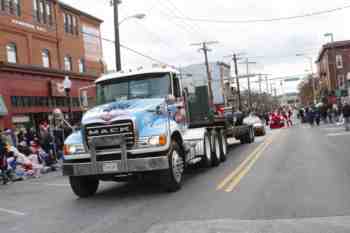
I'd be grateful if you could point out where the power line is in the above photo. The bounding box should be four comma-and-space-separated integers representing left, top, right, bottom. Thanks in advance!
153, 0, 204, 39
170, 4, 350, 24
80, 31, 173, 67
163, 0, 207, 39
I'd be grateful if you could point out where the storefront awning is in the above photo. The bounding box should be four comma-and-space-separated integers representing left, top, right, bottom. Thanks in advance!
0, 95, 8, 116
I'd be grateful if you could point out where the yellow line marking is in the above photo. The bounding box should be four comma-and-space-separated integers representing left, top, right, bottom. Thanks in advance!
216, 133, 276, 191
216, 141, 266, 191
224, 141, 272, 192
216, 131, 279, 192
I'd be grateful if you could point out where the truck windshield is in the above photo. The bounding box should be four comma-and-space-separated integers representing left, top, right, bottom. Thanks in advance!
96, 73, 171, 105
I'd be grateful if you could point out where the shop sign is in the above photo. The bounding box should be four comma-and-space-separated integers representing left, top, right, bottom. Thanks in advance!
12, 115, 30, 124
11, 19, 47, 32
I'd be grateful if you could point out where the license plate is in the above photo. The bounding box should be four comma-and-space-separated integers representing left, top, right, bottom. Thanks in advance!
102, 162, 119, 172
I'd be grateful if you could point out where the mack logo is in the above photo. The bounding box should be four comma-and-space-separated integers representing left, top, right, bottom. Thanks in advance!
87, 126, 130, 136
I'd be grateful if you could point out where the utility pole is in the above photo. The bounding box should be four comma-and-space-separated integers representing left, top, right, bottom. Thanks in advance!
232, 54, 242, 110
258, 74, 262, 94
191, 41, 218, 107
265, 75, 269, 94
113, 0, 122, 71
242, 58, 257, 109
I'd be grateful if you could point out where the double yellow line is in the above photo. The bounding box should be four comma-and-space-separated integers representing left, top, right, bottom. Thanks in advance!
216, 132, 278, 192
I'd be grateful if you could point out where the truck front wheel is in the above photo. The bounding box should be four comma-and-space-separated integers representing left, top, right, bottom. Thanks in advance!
161, 140, 184, 192
69, 176, 99, 198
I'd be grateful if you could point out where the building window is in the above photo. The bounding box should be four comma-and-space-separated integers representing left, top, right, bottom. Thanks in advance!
42, 49, 50, 68
72, 15, 78, 35
12, 0, 20, 16
45, 1, 52, 25
63, 12, 78, 35
6, 43, 17, 63
64, 56, 72, 71
336, 54, 343, 69
33, 0, 38, 21
2, 0, 20, 16
33, 0, 52, 25
39, 0, 45, 23
67, 14, 72, 33
78, 58, 85, 73
0, 0, 5, 11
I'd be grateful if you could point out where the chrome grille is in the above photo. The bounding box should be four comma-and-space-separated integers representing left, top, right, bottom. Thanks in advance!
85, 120, 135, 151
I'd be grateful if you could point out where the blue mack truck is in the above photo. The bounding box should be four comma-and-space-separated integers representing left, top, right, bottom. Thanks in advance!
62, 67, 254, 197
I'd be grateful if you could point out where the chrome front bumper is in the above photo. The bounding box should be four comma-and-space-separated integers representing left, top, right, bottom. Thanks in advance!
63, 136, 169, 176
62, 156, 169, 176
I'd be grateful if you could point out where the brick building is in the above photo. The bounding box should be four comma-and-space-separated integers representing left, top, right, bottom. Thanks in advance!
0, 0, 104, 130
316, 40, 350, 100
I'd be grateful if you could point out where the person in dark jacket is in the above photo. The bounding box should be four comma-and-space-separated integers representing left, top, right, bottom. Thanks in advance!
315, 108, 321, 126
0, 136, 10, 184
342, 102, 350, 131
307, 107, 315, 126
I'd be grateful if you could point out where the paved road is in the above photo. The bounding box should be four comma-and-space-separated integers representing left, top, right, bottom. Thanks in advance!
2, 123, 350, 233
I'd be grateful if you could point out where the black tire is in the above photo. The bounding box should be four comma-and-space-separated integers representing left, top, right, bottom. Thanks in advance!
160, 140, 185, 192
218, 130, 227, 162
201, 132, 213, 167
248, 127, 255, 143
69, 176, 99, 198
240, 130, 249, 144
211, 131, 221, 167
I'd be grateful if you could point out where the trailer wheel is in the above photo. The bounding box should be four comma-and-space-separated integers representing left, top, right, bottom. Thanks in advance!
201, 132, 212, 167
249, 127, 255, 143
69, 176, 99, 198
218, 130, 227, 162
211, 131, 221, 166
160, 140, 184, 192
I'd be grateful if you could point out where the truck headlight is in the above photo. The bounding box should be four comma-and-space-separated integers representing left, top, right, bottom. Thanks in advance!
64, 144, 85, 155
148, 134, 167, 146
138, 134, 167, 147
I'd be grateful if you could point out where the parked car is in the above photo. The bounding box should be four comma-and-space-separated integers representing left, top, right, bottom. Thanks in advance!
243, 114, 266, 136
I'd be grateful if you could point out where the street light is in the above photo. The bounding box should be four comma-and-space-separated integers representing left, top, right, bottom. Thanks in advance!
112, 0, 146, 72
63, 76, 72, 123
119, 13, 146, 26
296, 53, 316, 104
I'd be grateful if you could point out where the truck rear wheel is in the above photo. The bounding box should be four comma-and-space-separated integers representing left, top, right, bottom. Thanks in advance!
240, 127, 255, 144
211, 131, 221, 167
201, 132, 212, 167
69, 176, 99, 198
161, 140, 184, 192
218, 130, 227, 162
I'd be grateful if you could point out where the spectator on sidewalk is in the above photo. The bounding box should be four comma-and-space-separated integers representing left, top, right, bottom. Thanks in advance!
315, 107, 321, 126
0, 136, 11, 184
342, 101, 350, 131
327, 107, 333, 124
307, 107, 315, 126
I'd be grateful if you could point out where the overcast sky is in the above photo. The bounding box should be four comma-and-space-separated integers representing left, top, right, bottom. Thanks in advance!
61, 0, 350, 94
